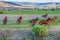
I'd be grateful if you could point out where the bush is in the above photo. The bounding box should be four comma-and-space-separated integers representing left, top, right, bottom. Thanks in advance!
32, 25, 48, 40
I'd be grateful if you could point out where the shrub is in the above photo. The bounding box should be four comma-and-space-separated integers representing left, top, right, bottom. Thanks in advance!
32, 25, 48, 40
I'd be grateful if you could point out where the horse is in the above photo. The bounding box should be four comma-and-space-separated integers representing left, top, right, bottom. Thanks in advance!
3, 16, 7, 25
39, 17, 51, 26
30, 17, 39, 26
51, 16, 57, 22
17, 16, 22, 24
42, 14, 48, 18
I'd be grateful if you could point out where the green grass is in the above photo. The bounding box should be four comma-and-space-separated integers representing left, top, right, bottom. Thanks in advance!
0, 19, 31, 28
0, 9, 60, 28
0, 18, 60, 28
0, 25, 31, 28
1, 10, 60, 14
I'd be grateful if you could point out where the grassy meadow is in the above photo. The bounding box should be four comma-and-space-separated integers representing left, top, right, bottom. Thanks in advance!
0, 9, 60, 40
0, 9, 60, 14
0, 18, 60, 28
0, 8, 60, 28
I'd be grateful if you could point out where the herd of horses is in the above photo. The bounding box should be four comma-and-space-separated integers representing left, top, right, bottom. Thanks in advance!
30, 14, 57, 26
3, 14, 57, 26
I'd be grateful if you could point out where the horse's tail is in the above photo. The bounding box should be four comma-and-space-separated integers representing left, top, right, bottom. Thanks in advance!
3, 19, 4, 22
38, 21, 41, 24
42, 15, 44, 17
16, 20, 18, 24
3, 19, 7, 25
32, 24, 35, 26
29, 20, 32, 23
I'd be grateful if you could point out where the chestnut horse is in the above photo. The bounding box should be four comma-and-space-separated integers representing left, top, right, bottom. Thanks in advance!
39, 17, 51, 26
17, 16, 22, 24
42, 14, 48, 18
3, 16, 7, 25
30, 17, 39, 26
51, 16, 57, 21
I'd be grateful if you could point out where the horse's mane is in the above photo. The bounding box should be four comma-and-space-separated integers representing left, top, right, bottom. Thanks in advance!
46, 17, 51, 21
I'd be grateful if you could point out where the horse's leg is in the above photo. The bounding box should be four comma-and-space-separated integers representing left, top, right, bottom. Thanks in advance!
38, 22, 40, 25
30, 23, 32, 26
3, 22, 5, 25
40, 23, 43, 25
29, 21, 32, 26
19, 21, 21, 24
45, 16, 46, 18
45, 24, 46, 26
47, 24, 49, 27
18, 21, 20, 24
17, 21, 19, 24
5, 22, 6, 25
32, 23, 35, 26
47, 24, 50, 29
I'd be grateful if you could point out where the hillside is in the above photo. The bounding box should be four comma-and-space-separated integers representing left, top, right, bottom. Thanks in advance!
0, 1, 60, 9
0, 1, 21, 8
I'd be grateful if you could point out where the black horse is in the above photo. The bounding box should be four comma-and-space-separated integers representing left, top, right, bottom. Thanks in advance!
42, 14, 48, 18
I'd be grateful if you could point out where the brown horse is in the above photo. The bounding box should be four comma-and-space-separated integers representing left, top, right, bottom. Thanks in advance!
39, 17, 51, 26
42, 14, 48, 18
17, 16, 22, 24
3, 16, 7, 25
30, 17, 39, 26
51, 16, 57, 21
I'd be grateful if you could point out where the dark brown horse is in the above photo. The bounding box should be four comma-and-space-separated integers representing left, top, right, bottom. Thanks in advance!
3, 16, 7, 25
42, 14, 48, 18
17, 16, 22, 24
30, 17, 39, 26
39, 17, 51, 26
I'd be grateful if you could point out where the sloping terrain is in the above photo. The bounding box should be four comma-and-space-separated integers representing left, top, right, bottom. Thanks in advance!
0, 1, 21, 7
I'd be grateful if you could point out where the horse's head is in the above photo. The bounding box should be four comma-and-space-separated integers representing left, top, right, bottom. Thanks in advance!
35, 17, 39, 21
53, 16, 57, 19
42, 14, 48, 18
5, 16, 7, 20
5, 16, 7, 18
19, 16, 22, 19
51, 16, 57, 21
45, 14, 48, 15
